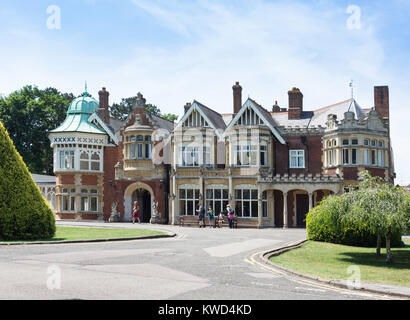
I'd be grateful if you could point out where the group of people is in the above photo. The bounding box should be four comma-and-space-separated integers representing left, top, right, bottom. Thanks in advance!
132, 200, 236, 228
196, 203, 235, 229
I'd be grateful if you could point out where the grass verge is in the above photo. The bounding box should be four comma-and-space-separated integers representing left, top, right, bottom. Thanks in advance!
1, 226, 167, 243
270, 238, 410, 287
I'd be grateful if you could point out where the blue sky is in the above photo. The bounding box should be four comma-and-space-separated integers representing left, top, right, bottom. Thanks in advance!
0, 0, 409, 184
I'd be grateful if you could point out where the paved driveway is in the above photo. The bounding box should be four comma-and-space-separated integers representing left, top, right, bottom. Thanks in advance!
0, 221, 379, 300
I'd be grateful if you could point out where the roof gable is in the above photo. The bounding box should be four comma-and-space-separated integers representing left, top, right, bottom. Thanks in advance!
174, 101, 225, 138
224, 98, 286, 144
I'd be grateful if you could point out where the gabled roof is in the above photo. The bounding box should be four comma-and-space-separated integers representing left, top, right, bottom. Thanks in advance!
174, 100, 226, 137
88, 112, 119, 145
224, 98, 286, 144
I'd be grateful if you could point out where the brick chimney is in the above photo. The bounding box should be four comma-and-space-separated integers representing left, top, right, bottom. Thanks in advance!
374, 86, 389, 122
288, 87, 303, 120
184, 102, 192, 114
232, 82, 242, 115
98, 87, 110, 123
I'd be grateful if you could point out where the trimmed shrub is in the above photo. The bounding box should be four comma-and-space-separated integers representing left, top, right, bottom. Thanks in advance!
306, 193, 402, 247
0, 121, 55, 240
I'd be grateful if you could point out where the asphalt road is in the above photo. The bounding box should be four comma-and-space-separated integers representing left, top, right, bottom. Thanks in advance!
0, 221, 385, 300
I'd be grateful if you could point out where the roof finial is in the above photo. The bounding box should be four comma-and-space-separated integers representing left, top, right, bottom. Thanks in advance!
84, 80, 89, 97
349, 79, 354, 99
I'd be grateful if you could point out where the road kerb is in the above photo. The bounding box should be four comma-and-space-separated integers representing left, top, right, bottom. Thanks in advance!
258, 239, 410, 300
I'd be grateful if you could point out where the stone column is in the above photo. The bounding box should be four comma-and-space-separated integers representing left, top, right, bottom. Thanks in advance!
171, 172, 177, 225
228, 173, 233, 207
308, 192, 313, 211
257, 188, 263, 229
283, 191, 288, 229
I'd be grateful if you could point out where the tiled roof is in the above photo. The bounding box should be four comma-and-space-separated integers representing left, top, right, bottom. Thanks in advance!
31, 174, 56, 184
271, 98, 368, 128
193, 100, 227, 130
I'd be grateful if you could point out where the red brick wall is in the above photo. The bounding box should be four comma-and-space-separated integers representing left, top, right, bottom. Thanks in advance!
366, 167, 385, 179
115, 179, 165, 220
58, 174, 75, 185
81, 175, 98, 185
274, 135, 323, 175
342, 167, 358, 180
103, 145, 120, 220
374, 86, 389, 120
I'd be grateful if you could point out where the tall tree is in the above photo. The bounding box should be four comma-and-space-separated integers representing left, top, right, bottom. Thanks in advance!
0, 86, 74, 175
110, 96, 178, 122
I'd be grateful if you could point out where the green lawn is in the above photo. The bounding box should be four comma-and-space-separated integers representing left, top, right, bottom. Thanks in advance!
270, 238, 410, 287
1, 226, 167, 243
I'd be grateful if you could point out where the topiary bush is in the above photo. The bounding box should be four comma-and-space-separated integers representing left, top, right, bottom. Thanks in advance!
0, 121, 55, 240
306, 192, 402, 247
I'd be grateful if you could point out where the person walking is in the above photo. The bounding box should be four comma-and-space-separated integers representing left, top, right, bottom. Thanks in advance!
207, 205, 215, 228
196, 204, 206, 228
132, 201, 140, 224
226, 204, 234, 229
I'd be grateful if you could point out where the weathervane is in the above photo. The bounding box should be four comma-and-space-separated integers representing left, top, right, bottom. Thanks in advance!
349, 79, 354, 99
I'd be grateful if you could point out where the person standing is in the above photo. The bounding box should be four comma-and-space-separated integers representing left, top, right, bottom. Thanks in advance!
226, 204, 234, 229
207, 205, 215, 228
196, 204, 206, 228
132, 201, 140, 224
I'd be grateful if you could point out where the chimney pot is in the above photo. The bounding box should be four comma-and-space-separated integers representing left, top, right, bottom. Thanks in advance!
288, 87, 303, 120
232, 81, 242, 115
98, 87, 110, 123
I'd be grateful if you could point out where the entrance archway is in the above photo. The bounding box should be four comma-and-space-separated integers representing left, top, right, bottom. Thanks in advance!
123, 182, 155, 222
132, 189, 151, 223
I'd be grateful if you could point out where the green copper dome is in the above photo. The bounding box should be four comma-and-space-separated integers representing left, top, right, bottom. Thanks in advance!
67, 93, 99, 115
49, 88, 106, 135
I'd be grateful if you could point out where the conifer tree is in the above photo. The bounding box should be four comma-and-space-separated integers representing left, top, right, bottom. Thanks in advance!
0, 121, 55, 240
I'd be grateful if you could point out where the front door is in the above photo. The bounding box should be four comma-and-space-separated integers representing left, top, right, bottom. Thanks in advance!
296, 194, 309, 227
131, 189, 151, 222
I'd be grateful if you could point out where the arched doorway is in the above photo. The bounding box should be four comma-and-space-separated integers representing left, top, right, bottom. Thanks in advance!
124, 182, 155, 222
132, 189, 151, 223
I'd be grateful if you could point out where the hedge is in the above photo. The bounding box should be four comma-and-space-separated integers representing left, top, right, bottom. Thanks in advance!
0, 121, 55, 240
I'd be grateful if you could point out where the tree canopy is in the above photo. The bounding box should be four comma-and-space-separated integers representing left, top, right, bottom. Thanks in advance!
110, 96, 178, 122
0, 86, 74, 175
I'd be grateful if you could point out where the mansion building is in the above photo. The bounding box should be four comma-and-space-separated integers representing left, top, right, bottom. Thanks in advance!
48, 83, 394, 228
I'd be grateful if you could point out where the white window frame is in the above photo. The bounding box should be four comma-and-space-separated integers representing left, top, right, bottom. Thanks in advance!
289, 150, 305, 168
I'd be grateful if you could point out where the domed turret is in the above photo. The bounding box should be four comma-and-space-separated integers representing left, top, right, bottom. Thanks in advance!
67, 93, 99, 115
